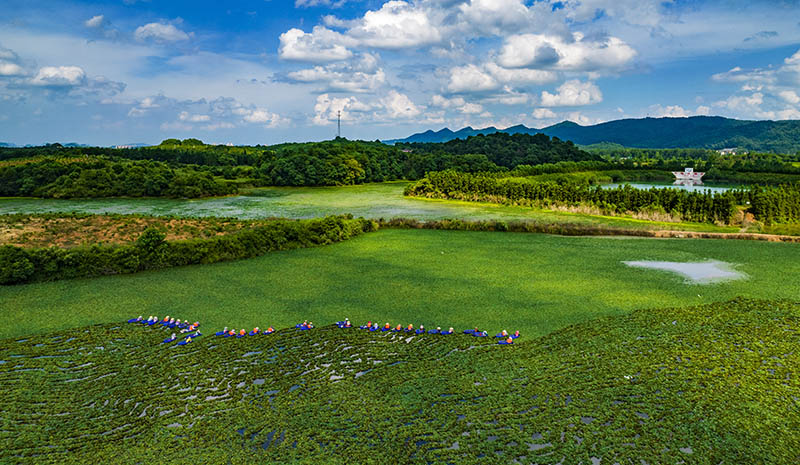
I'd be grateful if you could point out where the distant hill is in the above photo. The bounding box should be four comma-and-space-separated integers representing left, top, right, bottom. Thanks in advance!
0, 142, 15, 148
395, 131, 600, 168
384, 116, 800, 153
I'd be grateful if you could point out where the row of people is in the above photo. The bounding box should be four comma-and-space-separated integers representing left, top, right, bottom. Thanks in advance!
355, 321, 456, 335
215, 327, 276, 338
132, 315, 519, 345
128, 315, 199, 333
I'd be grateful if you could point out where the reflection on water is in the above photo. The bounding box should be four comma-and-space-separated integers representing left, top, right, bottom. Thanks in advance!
602, 182, 738, 194
623, 260, 747, 284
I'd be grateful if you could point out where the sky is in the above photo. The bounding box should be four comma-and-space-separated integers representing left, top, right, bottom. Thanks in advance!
1, 0, 800, 146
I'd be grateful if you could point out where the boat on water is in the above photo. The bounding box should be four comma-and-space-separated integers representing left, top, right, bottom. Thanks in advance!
672, 167, 704, 181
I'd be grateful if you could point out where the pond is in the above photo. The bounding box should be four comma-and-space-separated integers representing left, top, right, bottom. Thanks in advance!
601, 182, 740, 193
0, 183, 551, 221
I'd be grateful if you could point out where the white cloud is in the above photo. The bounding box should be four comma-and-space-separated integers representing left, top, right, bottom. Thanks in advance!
0, 62, 25, 76
778, 90, 800, 105
484, 62, 557, 85
497, 32, 636, 72
647, 104, 710, 118
313, 93, 375, 125
344, 1, 442, 49
540, 79, 602, 107
134, 23, 190, 43
459, 102, 483, 114
278, 27, 353, 62
532, 108, 556, 119
457, 0, 542, 36
178, 111, 210, 122
30, 66, 86, 86
381, 90, 421, 118
85, 15, 105, 29
284, 53, 385, 93
430, 94, 465, 109
447, 64, 498, 93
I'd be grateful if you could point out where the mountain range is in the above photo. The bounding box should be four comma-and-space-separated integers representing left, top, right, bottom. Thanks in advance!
382, 116, 800, 154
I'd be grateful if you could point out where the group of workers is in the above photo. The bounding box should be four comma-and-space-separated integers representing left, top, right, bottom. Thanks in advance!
214, 326, 276, 338
130, 315, 521, 346
127, 315, 201, 345
346, 319, 520, 344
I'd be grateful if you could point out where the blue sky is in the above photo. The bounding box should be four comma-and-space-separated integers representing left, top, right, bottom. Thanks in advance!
1, 0, 800, 145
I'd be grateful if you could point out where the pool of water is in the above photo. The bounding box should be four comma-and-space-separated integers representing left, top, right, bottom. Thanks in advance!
622, 260, 747, 284
0, 183, 549, 221
601, 182, 739, 193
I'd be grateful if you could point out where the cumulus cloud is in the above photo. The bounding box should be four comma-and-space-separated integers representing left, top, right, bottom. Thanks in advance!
313, 93, 376, 125
345, 1, 442, 49
312, 90, 422, 125
497, 32, 636, 72
134, 23, 191, 43
283, 53, 385, 92
30, 66, 86, 86
647, 104, 711, 118
532, 108, 556, 119
447, 64, 499, 93
430, 94, 483, 113
85, 15, 105, 29
84, 14, 120, 39
178, 111, 210, 122
0, 47, 29, 77
710, 48, 800, 120
540, 80, 602, 107
381, 90, 422, 118
278, 26, 354, 62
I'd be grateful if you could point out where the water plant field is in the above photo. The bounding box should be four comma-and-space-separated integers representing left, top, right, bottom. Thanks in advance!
1, 298, 797, 464
2, 229, 798, 340
0, 182, 743, 233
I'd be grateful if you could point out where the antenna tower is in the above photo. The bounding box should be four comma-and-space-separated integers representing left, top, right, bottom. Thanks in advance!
337, 110, 341, 138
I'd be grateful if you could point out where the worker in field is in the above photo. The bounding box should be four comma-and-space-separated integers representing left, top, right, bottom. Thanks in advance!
266, 326, 274, 334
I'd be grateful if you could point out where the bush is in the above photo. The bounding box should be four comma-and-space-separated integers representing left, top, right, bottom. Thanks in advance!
0, 216, 375, 285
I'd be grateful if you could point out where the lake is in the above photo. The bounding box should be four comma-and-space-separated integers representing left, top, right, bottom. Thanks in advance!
601, 182, 739, 193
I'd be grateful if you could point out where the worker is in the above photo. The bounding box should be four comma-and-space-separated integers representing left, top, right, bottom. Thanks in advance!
266, 326, 274, 334
495, 330, 508, 338
442, 327, 454, 335
416, 325, 425, 335
394, 324, 403, 332
249, 327, 260, 336
382, 323, 391, 332
498, 337, 513, 345
215, 327, 228, 336
512, 330, 520, 339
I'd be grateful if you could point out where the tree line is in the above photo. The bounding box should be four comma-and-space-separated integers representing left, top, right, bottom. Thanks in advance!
0, 215, 376, 285
0, 158, 235, 198
404, 170, 800, 225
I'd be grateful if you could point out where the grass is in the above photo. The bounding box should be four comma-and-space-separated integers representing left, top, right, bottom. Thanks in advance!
0, 182, 748, 234
1, 298, 797, 464
1, 229, 798, 340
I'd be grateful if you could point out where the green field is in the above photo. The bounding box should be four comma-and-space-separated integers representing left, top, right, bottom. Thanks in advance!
2, 229, 798, 340
0, 182, 743, 233
2, 298, 797, 464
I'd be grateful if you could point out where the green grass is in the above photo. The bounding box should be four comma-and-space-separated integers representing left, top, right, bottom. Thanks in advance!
1, 298, 797, 464
0, 182, 745, 234
2, 229, 798, 340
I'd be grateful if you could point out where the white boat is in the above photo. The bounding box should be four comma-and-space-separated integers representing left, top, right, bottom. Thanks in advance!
672, 167, 704, 181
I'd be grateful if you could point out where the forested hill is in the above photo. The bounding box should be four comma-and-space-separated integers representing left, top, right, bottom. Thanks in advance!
396, 132, 600, 167
386, 116, 800, 154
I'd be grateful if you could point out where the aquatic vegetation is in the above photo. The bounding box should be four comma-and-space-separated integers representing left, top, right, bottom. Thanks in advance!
1, 298, 797, 463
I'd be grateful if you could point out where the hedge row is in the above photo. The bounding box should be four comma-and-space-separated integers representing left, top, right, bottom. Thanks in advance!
0, 216, 376, 285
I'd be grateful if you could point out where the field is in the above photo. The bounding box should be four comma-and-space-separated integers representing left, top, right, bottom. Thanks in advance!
2, 229, 798, 340
0, 214, 267, 248
0, 182, 746, 234
2, 298, 797, 464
